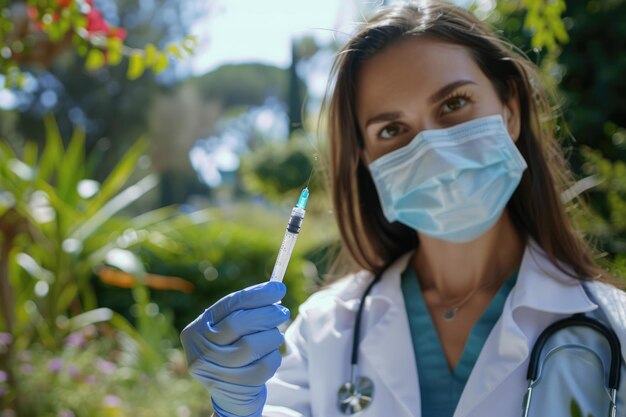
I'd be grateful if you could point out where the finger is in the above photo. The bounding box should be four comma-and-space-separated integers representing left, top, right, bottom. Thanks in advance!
194, 328, 285, 368
206, 304, 290, 345
189, 349, 282, 387
207, 282, 286, 325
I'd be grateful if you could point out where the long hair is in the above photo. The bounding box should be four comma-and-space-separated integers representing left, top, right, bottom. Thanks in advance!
322, 0, 614, 284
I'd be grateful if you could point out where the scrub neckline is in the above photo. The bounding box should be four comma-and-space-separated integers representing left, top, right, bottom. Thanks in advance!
401, 266, 519, 379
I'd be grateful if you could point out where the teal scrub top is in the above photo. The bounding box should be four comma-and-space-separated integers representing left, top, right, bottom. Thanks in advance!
400, 267, 518, 417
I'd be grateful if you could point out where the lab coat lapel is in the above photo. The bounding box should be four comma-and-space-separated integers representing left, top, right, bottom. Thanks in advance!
356, 253, 421, 417
455, 240, 598, 417
585, 281, 626, 362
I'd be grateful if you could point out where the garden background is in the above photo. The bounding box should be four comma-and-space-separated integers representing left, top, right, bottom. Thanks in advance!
1, 0, 625, 416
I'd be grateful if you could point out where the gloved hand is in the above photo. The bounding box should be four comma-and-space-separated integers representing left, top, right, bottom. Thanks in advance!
180, 281, 290, 417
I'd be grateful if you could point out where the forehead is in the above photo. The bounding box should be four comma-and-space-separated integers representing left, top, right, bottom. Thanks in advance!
355, 37, 488, 119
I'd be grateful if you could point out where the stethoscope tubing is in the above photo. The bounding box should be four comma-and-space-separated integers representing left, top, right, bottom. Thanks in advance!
350, 270, 385, 367
527, 313, 621, 390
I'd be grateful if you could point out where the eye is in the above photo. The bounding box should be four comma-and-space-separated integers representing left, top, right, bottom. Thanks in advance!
378, 124, 407, 140
441, 94, 469, 114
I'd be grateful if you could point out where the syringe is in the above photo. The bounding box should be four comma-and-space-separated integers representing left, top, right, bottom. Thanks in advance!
270, 187, 309, 282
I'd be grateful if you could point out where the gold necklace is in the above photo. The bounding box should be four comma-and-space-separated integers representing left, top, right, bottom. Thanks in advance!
438, 268, 515, 322
441, 286, 486, 321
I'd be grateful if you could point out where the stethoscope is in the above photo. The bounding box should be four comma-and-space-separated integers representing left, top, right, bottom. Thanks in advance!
337, 270, 623, 416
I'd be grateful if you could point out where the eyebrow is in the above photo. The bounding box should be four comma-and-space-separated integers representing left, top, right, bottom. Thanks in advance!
364, 111, 403, 129
428, 79, 477, 104
363, 79, 477, 129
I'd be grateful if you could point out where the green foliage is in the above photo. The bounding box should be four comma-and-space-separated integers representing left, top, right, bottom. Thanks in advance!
0, 117, 176, 351
576, 148, 626, 263
570, 398, 593, 417
0, 1, 196, 85
10, 326, 211, 417
0, 117, 241, 414
240, 135, 318, 201
557, 0, 626, 163
522, 0, 569, 51
96, 204, 321, 332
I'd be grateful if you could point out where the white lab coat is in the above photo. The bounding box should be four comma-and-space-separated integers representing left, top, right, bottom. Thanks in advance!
263, 239, 626, 417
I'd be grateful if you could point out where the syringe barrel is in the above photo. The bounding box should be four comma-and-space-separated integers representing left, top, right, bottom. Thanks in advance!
270, 230, 298, 282
269, 207, 306, 282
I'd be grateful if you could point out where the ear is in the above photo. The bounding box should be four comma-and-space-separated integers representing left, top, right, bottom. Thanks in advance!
503, 82, 521, 142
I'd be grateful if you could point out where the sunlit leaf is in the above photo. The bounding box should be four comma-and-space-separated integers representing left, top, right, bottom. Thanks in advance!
57, 127, 85, 206
86, 138, 148, 215
106, 37, 123, 66
103, 248, 146, 278
85, 48, 105, 70
71, 174, 158, 241
129, 206, 177, 229
8, 159, 35, 181
144, 43, 157, 66
15, 253, 54, 283
166, 44, 183, 59
153, 52, 168, 74
39, 114, 64, 181
69, 307, 114, 330
127, 51, 145, 80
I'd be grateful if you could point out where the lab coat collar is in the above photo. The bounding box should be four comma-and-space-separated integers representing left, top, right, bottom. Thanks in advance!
336, 238, 599, 417
509, 238, 598, 314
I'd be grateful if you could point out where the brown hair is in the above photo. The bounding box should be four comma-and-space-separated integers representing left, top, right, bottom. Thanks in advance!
322, 0, 614, 284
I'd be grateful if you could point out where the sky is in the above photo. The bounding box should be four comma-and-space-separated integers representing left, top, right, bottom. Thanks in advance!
189, 0, 364, 75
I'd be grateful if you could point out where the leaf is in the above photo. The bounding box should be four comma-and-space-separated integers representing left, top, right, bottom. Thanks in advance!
22, 141, 38, 167
39, 114, 64, 181
15, 253, 54, 283
103, 248, 146, 277
69, 307, 114, 330
153, 52, 168, 74
85, 138, 148, 216
57, 127, 85, 205
144, 43, 157, 66
127, 51, 145, 80
106, 37, 123, 66
166, 44, 183, 59
570, 398, 583, 417
8, 159, 35, 181
71, 174, 159, 241
85, 48, 105, 71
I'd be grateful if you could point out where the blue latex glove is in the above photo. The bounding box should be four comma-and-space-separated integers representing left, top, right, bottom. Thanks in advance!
180, 281, 290, 417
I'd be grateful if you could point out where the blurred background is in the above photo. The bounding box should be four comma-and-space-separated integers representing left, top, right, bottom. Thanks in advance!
0, 0, 625, 415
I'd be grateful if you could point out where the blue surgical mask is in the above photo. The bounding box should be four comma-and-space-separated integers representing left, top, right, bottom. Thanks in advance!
368, 115, 527, 242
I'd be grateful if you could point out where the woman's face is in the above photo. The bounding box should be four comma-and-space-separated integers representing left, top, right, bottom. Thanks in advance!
355, 37, 520, 162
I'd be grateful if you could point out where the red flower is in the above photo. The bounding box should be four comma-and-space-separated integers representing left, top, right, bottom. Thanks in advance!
85, 6, 109, 35
83, 1, 126, 41
27, 0, 126, 43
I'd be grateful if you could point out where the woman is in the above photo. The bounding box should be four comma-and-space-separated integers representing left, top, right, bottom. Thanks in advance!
180, 2, 626, 416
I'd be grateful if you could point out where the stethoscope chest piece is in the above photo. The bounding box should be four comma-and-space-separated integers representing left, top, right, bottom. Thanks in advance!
338, 375, 374, 415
